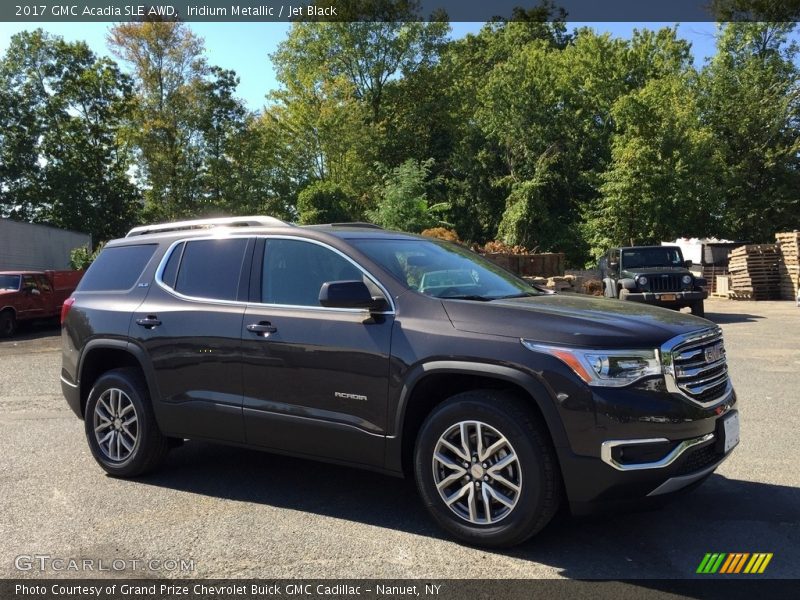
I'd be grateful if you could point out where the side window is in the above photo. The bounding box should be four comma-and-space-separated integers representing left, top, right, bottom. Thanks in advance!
22, 275, 36, 291
174, 238, 248, 301
160, 242, 184, 289
263, 239, 363, 306
37, 275, 52, 293
610, 248, 619, 267
79, 245, 157, 292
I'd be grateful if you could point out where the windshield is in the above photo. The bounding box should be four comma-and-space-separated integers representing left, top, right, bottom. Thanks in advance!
352, 239, 544, 300
0, 275, 21, 291
621, 247, 685, 269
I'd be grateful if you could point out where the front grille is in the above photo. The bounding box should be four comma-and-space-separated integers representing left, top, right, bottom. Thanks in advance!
663, 328, 731, 406
649, 274, 682, 292
674, 442, 722, 476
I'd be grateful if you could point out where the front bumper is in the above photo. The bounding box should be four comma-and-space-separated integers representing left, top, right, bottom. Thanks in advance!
621, 289, 706, 306
553, 380, 737, 513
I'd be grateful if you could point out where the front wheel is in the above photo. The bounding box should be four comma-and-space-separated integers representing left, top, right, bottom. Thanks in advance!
85, 368, 169, 477
690, 301, 705, 318
414, 391, 561, 548
0, 310, 17, 338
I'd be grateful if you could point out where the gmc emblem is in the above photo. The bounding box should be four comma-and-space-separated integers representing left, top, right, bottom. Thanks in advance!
705, 343, 724, 364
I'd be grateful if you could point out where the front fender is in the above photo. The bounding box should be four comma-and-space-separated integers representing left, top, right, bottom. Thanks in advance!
385, 360, 571, 473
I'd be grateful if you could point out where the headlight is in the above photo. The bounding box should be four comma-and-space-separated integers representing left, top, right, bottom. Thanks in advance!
637, 276, 648, 286
682, 275, 692, 285
521, 340, 662, 387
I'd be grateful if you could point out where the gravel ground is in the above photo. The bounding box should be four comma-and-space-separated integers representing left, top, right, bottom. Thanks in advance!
0, 299, 798, 580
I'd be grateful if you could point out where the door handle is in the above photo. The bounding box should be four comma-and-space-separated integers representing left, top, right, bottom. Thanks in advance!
136, 316, 162, 329
247, 322, 277, 336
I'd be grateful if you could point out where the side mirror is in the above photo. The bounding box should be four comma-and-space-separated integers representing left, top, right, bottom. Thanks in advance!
684, 260, 693, 268
319, 280, 387, 311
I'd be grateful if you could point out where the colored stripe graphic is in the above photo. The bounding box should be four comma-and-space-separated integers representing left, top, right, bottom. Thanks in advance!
720, 553, 749, 573
697, 553, 727, 573
699, 553, 773, 574
744, 553, 774, 574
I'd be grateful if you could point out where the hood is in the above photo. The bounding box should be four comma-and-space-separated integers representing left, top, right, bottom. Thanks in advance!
621, 266, 690, 276
442, 294, 711, 349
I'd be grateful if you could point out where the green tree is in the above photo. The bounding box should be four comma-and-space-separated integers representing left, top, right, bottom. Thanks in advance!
296, 180, 357, 224
0, 30, 139, 242
698, 22, 800, 241
108, 19, 208, 220
587, 75, 723, 254
368, 158, 447, 232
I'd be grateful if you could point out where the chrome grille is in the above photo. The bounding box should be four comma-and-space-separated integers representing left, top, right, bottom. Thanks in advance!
649, 274, 682, 292
661, 327, 732, 406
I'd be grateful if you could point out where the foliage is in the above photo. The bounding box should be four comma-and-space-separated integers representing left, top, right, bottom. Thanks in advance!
368, 159, 448, 232
476, 240, 534, 255
421, 227, 461, 243
1, 16, 799, 269
69, 242, 105, 270
0, 30, 140, 242
296, 181, 357, 224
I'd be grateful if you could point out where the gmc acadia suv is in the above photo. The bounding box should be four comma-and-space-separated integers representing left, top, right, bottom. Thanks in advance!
60, 216, 739, 547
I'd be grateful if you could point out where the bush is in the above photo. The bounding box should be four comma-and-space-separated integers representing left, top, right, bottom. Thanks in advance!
368, 159, 448, 233
296, 181, 357, 225
69, 243, 105, 270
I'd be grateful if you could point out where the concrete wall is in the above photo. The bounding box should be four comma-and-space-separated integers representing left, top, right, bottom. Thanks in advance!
0, 219, 91, 271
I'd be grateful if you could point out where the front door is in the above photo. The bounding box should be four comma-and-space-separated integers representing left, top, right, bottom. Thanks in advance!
241, 237, 393, 468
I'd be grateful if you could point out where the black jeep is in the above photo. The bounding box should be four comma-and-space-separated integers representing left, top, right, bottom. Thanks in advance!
600, 246, 707, 317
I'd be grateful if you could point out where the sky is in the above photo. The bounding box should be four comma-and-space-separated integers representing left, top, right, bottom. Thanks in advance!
0, 21, 725, 111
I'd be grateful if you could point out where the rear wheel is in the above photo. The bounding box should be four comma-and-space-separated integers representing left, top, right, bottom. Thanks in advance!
0, 310, 17, 338
690, 301, 705, 318
414, 390, 561, 548
85, 368, 169, 477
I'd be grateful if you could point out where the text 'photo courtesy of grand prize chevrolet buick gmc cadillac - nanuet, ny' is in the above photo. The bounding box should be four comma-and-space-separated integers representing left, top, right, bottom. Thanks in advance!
60, 216, 739, 548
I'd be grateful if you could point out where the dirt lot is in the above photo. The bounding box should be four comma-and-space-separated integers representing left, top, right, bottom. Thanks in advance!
0, 298, 798, 579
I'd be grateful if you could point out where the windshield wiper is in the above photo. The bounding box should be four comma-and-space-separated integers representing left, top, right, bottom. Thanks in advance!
439, 294, 494, 301
496, 292, 539, 299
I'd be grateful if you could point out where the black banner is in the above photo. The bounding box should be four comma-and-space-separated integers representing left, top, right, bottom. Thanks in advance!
1, 579, 799, 600
2, 0, 800, 23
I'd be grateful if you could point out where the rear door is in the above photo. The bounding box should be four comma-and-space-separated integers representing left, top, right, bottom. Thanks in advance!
130, 237, 253, 443
241, 237, 394, 467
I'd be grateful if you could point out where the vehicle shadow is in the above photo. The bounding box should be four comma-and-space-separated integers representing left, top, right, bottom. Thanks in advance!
704, 312, 764, 324
0, 320, 60, 343
138, 442, 799, 579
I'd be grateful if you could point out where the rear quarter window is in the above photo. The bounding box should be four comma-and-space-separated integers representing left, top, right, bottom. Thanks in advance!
78, 245, 157, 292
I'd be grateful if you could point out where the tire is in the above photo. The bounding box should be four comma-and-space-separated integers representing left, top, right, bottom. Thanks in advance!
690, 301, 705, 318
414, 390, 562, 548
84, 368, 169, 477
0, 310, 17, 338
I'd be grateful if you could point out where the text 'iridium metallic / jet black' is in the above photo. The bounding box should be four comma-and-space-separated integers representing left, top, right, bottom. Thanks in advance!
60, 216, 739, 548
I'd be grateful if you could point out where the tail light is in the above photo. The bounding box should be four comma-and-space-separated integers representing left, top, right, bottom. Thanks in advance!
61, 297, 75, 325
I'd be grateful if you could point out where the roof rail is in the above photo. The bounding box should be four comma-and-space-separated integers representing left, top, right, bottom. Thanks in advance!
126, 216, 291, 237
328, 222, 384, 229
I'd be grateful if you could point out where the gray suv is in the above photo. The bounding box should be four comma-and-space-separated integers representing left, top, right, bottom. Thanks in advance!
61, 217, 739, 547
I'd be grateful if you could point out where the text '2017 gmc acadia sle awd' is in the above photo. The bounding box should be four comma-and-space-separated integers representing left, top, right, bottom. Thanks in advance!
61, 216, 739, 547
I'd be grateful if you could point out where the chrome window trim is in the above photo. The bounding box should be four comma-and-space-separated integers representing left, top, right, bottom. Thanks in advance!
154, 233, 396, 315
600, 433, 715, 472
660, 326, 732, 407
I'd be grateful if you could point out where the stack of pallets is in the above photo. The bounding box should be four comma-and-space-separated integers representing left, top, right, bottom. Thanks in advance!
727, 245, 781, 300
775, 231, 800, 301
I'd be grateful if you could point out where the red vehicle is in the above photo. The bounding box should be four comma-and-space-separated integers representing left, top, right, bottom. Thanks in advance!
0, 270, 83, 337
